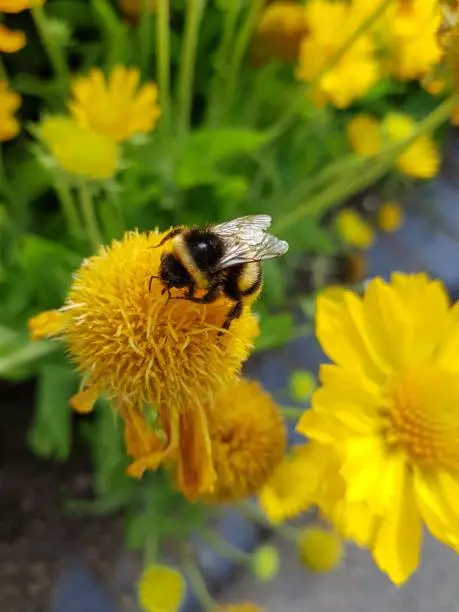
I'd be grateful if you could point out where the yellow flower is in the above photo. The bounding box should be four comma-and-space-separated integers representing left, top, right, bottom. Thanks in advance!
259, 444, 321, 524
296, 0, 379, 108
384, 113, 441, 179
253, 1, 307, 63
298, 273, 459, 584
347, 112, 440, 180
346, 114, 381, 157
335, 209, 375, 250
39, 116, 118, 180
0, 80, 20, 141
29, 230, 259, 497
196, 379, 286, 503
0, 0, 44, 53
297, 527, 344, 573
137, 565, 185, 612
251, 545, 280, 582
377, 201, 404, 233
69, 66, 161, 142
217, 604, 264, 612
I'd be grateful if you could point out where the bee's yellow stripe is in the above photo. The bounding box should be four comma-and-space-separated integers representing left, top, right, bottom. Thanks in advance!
173, 236, 208, 287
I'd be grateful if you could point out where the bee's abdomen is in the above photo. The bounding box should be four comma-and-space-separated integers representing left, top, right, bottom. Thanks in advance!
225, 262, 262, 299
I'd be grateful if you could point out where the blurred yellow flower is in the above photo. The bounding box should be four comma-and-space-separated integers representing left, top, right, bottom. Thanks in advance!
69, 66, 161, 142
296, 0, 379, 108
297, 527, 344, 573
298, 273, 459, 584
137, 565, 185, 612
0, 80, 21, 141
335, 209, 375, 250
29, 230, 259, 497
347, 112, 440, 180
377, 200, 404, 233
39, 116, 118, 180
0, 0, 44, 53
251, 545, 280, 582
259, 443, 321, 524
253, 1, 307, 63
196, 379, 286, 503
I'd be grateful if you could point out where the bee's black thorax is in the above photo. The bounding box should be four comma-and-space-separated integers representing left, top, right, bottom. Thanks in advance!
183, 229, 225, 273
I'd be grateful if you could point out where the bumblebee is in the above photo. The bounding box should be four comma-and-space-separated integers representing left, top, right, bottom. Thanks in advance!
151, 215, 289, 332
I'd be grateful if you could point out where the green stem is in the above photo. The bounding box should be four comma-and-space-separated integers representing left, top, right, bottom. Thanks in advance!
206, 0, 243, 124
181, 547, 216, 612
273, 96, 456, 235
238, 500, 299, 542
31, 4, 69, 96
267, 0, 393, 141
156, 0, 170, 133
53, 178, 84, 241
139, 0, 153, 79
0, 56, 7, 81
225, 0, 264, 113
280, 405, 305, 420
143, 530, 159, 566
78, 182, 102, 251
177, 0, 205, 134
201, 530, 251, 565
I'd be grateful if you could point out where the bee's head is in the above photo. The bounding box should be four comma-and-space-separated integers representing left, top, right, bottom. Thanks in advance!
159, 252, 192, 289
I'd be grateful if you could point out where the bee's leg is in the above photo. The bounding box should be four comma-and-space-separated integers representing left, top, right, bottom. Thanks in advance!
219, 300, 243, 335
150, 227, 184, 249
148, 275, 159, 292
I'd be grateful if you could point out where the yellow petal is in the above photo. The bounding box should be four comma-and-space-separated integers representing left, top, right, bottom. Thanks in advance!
0, 24, 26, 53
373, 464, 422, 585
28, 309, 67, 340
70, 385, 100, 413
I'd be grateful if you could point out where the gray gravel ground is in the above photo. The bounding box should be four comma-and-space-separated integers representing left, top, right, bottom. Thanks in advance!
222, 533, 459, 612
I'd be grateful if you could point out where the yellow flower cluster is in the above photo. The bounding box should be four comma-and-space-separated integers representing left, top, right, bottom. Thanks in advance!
257, 0, 443, 108
0, 80, 21, 142
292, 273, 459, 585
347, 112, 441, 179
29, 229, 286, 500
39, 65, 160, 180
0, 0, 43, 53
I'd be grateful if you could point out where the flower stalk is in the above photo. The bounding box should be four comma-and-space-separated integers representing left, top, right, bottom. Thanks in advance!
78, 182, 102, 250
156, 0, 171, 133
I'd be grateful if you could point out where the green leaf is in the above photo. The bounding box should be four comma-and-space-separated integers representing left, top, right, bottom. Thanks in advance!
262, 260, 287, 307
28, 364, 75, 460
175, 128, 267, 188
7, 154, 51, 207
0, 335, 58, 378
254, 312, 295, 352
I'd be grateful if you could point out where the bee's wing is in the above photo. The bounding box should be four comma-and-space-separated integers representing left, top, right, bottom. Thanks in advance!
213, 215, 288, 270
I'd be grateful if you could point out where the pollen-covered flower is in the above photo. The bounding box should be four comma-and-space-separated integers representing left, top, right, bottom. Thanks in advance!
253, 1, 307, 63
297, 527, 344, 573
298, 273, 459, 584
0, 80, 21, 141
335, 209, 375, 250
195, 379, 286, 503
39, 116, 118, 180
259, 443, 321, 524
377, 200, 404, 233
0, 0, 44, 52
347, 112, 440, 180
28, 230, 259, 496
296, 0, 379, 108
137, 565, 184, 612
69, 66, 161, 142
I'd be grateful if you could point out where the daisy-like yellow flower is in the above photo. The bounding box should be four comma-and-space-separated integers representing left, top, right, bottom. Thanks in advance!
28, 230, 259, 497
377, 201, 404, 233
251, 545, 280, 582
296, 0, 379, 108
196, 379, 286, 503
259, 443, 321, 524
347, 112, 440, 180
298, 273, 459, 584
297, 527, 344, 573
69, 66, 161, 142
39, 116, 118, 180
217, 604, 264, 612
253, 1, 308, 63
137, 565, 185, 612
0, 0, 44, 53
0, 80, 21, 141
335, 209, 375, 250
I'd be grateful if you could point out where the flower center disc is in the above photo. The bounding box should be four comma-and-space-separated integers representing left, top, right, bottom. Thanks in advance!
388, 366, 459, 471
